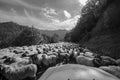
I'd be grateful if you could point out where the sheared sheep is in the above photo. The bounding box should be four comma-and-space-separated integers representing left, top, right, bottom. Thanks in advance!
100, 66, 120, 78
101, 56, 118, 66
0, 63, 37, 80
76, 55, 94, 67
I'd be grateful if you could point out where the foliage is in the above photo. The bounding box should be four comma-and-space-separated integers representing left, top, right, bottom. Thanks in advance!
64, 0, 120, 58
12, 27, 43, 46
65, 0, 114, 42
0, 22, 27, 48
0, 22, 61, 48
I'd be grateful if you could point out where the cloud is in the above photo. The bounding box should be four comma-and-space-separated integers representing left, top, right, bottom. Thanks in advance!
51, 15, 80, 30
63, 10, 71, 19
78, 0, 88, 5
0, 9, 81, 30
0, 0, 42, 10
10, 8, 17, 16
43, 7, 57, 15
0, 0, 82, 30
42, 7, 60, 23
59, 15, 80, 30
0, 9, 58, 30
0, 9, 30, 25
42, 7, 58, 20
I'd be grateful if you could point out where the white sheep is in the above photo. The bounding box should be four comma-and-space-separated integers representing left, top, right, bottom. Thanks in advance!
0, 59, 6, 64
73, 51, 79, 58
100, 66, 120, 78
49, 55, 57, 65
84, 52, 94, 58
41, 54, 50, 66
76, 55, 94, 67
59, 53, 70, 63
0, 63, 37, 80
6, 56, 32, 65
30, 54, 43, 66
46, 55, 53, 65
47, 52, 58, 58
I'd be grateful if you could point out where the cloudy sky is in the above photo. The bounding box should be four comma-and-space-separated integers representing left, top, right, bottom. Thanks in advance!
0, 0, 88, 30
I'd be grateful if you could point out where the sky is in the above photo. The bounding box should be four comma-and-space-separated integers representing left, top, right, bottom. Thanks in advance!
0, 0, 88, 30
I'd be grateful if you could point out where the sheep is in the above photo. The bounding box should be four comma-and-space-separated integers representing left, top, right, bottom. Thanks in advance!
84, 52, 94, 58
100, 66, 120, 78
3, 56, 32, 66
28, 46, 38, 54
59, 53, 70, 63
0, 56, 9, 60
14, 56, 31, 63
93, 57, 102, 67
100, 56, 118, 66
0, 63, 37, 80
30, 54, 43, 66
73, 51, 79, 58
3, 57, 16, 65
21, 50, 35, 57
12, 49, 24, 54
36, 48, 43, 54
0, 59, 6, 64
49, 55, 57, 65
93, 55, 118, 67
69, 50, 77, 62
116, 59, 120, 66
76, 55, 94, 67
46, 55, 53, 66
16, 57, 32, 66
41, 54, 50, 67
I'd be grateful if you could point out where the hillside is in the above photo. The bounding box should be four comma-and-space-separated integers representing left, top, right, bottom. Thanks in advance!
83, 0, 120, 59
0, 22, 68, 48
0, 22, 60, 48
65, 0, 120, 59
0, 22, 28, 48
39, 30, 67, 41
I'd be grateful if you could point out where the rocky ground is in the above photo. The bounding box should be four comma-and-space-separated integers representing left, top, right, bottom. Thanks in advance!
0, 42, 120, 80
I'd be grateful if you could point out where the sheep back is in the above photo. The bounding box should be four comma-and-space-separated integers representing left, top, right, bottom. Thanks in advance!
76, 56, 94, 67
1, 64, 37, 80
100, 66, 120, 78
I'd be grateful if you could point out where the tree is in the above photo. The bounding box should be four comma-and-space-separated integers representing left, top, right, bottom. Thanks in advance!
12, 27, 43, 46
69, 0, 113, 42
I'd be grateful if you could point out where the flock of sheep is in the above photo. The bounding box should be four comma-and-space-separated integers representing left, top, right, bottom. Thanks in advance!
0, 42, 120, 80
